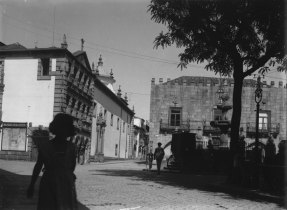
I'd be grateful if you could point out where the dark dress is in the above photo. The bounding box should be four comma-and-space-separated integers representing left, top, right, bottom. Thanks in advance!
37, 139, 78, 210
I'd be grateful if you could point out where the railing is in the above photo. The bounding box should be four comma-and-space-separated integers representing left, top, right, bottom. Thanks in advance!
246, 123, 280, 133
159, 121, 190, 133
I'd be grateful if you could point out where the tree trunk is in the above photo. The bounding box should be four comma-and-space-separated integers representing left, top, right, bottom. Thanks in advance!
230, 75, 243, 153
228, 63, 244, 182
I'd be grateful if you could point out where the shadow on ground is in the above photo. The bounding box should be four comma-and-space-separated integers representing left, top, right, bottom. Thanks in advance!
0, 169, 89, 210
89, 161, 286, 209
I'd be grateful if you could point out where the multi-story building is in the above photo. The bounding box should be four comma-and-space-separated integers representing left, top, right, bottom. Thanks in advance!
0, 37, 134, 162
133, 116, 149, 159
89, 56, 134, 162
149, 76, 287, 153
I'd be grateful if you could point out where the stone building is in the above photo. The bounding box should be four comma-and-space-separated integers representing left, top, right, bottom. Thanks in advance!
89, 56, 134, 161
0, 38, 134, 162
133, 116, 149, 159
149, 76, 287, 153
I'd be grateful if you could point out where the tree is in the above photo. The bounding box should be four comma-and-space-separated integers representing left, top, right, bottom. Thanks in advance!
148, 0, 286, 155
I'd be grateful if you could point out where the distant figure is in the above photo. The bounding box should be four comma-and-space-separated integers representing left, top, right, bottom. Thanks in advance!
233, 127, 246, 184
207, 133, 213, 151
154, 142, 165, 175
78, 138, 88, 165
275, 140, 286, 166
27, 113, 78, 210
264, 134, 276, 165
146, 149, 154, 171
238, 128, 246, 159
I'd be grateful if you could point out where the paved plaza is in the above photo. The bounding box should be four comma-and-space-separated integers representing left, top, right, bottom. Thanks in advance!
0, 159, 285, 210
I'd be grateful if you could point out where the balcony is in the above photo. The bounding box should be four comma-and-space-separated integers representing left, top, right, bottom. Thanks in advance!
159, 120, 190, 134
246, 123, 280, 138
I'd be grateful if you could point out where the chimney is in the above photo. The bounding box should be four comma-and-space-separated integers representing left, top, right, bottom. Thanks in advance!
262, 81, 267, 87
117, 85, 122, 98
124, 93, 128, 104
61, 34, 68, 49
110, 69, 114, 79
98, 55, 103, 67
81, 38, 84, 51
167, 78, 171, 82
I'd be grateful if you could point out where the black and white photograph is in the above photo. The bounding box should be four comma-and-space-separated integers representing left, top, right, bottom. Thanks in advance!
0, 0, 286, 209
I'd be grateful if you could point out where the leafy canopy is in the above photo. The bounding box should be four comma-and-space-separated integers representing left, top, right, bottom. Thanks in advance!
149, 0, 285, 77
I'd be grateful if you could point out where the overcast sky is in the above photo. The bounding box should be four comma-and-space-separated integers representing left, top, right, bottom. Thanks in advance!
0, 0, 286, 120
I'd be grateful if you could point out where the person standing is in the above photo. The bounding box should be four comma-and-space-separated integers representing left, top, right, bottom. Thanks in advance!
146, 149, 154, 171
154, 142, 165, 175
27, 113, 78, 210
78, 138, 88, 165
264, 134, 276, 164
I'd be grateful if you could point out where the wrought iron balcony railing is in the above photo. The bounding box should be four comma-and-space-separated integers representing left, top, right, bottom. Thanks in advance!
159, 121, 190, 133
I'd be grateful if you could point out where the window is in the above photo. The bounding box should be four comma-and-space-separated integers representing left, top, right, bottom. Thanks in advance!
78, 71, 83, 81
170, 107, 181, 126
117, 118, 120, 130
115, 144, 118, 156
104, 109, 107, 120
41, 58, 50, 76
259, 113, 268, 131
123, 122, 125, 133
110, 114, 113, 126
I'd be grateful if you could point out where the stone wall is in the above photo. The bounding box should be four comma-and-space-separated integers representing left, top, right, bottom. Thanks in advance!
149, 76, 287, 150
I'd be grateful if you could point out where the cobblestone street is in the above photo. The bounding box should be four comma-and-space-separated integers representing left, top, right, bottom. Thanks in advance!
0, 159, 285, 210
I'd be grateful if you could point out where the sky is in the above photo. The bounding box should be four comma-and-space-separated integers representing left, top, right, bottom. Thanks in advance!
0, 0, 286, 120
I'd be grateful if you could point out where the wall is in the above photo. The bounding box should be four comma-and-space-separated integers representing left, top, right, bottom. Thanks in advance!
150, 76, 287, 150
90, 96, 132, 159
2, 59, 55, 127
0, 59, 55, 153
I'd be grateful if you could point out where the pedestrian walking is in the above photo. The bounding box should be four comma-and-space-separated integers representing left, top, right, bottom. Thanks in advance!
27, 113, 78, 210
146, 149, 154, 171
154, 142, 165, 175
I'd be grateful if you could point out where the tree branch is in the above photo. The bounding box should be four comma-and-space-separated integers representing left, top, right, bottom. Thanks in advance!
242, 49, 277, 78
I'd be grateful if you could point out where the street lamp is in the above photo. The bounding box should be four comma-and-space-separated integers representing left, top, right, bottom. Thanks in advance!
255, 75, 263, 160
254, 75, 263, 187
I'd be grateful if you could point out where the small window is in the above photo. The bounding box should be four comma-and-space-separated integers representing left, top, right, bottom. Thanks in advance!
78, 71, 83, 82
41, 58, 50, 76
123, 122, 125, 133
115, 144, 118, 156
170, 107, 181, 126
117, 118, 120, 130
110, 114, 114, 126
259, 113, 268, 131
104, 109, 107, 120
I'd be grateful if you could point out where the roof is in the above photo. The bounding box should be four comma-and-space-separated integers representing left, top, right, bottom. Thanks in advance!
0, 42, 27, 50
0, 44, 134, 116
162, 76, 256, 86
73, 50, 92, 71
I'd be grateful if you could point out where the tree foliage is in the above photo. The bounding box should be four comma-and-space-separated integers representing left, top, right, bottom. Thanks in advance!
149, 0, 286, 77
149, 0, 286, 157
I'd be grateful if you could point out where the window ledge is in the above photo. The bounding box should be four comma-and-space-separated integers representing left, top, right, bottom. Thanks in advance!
37, 75, 51, 80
